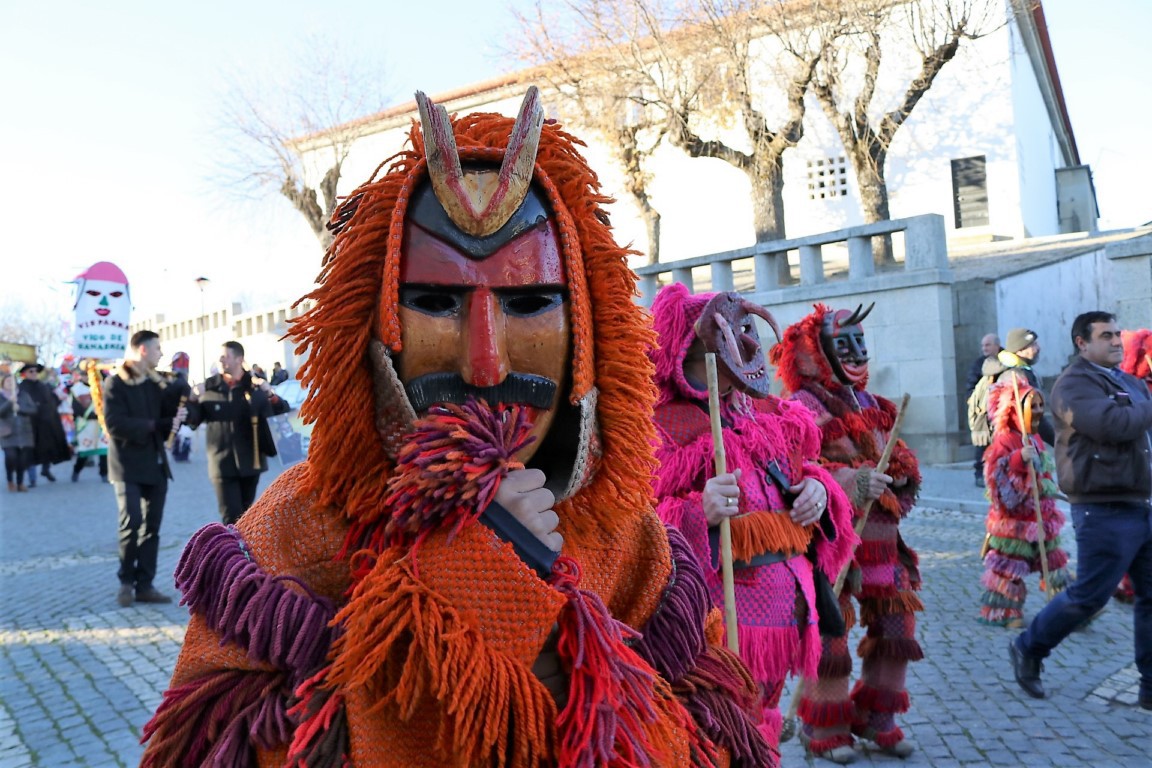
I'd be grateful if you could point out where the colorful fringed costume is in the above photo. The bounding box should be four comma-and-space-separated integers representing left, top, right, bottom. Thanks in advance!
649, 285, 856, 764
770, 304, 923, 755
979, 381, 1070, 626
141, 91, 772, 767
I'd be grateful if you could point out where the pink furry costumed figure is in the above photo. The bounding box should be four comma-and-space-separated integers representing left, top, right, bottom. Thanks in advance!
979, 381, 1070, 627
648, 284, 857, 765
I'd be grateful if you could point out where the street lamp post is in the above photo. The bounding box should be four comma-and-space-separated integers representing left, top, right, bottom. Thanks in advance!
194, 277, 210, 382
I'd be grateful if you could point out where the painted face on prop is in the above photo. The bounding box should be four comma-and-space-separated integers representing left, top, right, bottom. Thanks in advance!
821, 304, 874, 387
73, 262, 131, 360
692, 292, 781, 398
394, 90, 568, 461
1023, 390, 1045, 434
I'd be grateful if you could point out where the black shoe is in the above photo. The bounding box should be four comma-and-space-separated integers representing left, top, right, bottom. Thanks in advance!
974, 476, 985, 488
1008, 637, 1045, 699
135, 587, 173, 604
117, 584, 134, 607
43, 467, 55, 482
71, 470, 80, 482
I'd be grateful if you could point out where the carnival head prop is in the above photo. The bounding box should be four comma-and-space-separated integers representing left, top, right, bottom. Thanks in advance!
649, 283, 781, 401
73, 261, 131, 360
988, 379, 1044, 435
821, 303, 873, 387
290, 87, 657, 517
771, 301, 875, 393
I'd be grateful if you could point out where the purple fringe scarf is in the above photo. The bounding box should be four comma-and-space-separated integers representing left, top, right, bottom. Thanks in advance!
632, 527, 774, 767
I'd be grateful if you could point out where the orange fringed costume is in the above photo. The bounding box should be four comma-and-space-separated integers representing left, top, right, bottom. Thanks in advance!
141, 96, 771, 767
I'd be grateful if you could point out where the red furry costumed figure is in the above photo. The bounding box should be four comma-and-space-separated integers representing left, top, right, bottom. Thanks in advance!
140, 89, 773, 767
979, 381, 1070, 627
649, 284, 857, 766
1114, 329, 1152, 603
770, 304, 922, 762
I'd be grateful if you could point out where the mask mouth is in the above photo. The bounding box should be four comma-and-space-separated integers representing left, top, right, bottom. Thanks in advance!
405, 371, 558, 413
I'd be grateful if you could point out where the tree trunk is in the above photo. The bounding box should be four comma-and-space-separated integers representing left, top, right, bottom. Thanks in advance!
642, 208, 662, 265
747, 153, 790, 284
851, 146, 895, 266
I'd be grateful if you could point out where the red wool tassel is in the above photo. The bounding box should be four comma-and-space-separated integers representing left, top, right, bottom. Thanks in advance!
550, 556, 668, 768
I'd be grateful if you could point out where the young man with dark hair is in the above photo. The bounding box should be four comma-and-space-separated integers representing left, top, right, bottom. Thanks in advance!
1009, 311, 1152, 711
187, 340, 289, 524
103, 330, 188, 606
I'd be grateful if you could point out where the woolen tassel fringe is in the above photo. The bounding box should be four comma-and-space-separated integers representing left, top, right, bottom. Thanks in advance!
141, 668, 293, 767
326, 556, 555, 768
857, 593, 923, 626
857, 636, 924, 663
286, 666, 350, 768
729, 512, 811, 567
983, 550, 1032, 580
805, 732, 855, 753
797, 697, 856, 728
737, 622, 820, 682
815, 649, 854, 678
672, 646, 772, 767
851, 682, 910, 715
632, 527, 711, 683
174, 524, 336, 676
550, 555, 689, 768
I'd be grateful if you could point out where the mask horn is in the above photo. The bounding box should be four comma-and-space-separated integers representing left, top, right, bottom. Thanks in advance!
416, 86, 544, 238
740, 299, 782, 343
857, 302, 875, 324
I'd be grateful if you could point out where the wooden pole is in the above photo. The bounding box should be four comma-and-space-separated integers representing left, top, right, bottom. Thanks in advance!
1010, 373, 1053, 599
244, 392, 260, 470
785, 392, 911, 737
166, 394, 188, 451
705, 353, 739, 654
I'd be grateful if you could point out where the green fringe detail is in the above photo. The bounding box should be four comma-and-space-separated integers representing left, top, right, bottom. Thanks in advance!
979, 590, 1023, 610
988, 535, 1063, 557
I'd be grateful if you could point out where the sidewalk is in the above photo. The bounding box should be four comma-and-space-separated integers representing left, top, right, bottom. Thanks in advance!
1, 458, 1148, 766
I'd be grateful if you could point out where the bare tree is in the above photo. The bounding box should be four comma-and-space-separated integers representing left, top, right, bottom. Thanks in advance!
518, 0, 827, 262
809, 0, 1025, 264
0, 300, 72, 365
212, 36, 392, 253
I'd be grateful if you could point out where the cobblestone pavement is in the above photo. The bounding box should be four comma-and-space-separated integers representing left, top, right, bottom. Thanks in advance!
1, 456, 1148, 766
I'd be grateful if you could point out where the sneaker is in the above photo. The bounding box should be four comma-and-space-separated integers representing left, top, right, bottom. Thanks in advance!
135, 587, 173, 604
117, 584, 134, 607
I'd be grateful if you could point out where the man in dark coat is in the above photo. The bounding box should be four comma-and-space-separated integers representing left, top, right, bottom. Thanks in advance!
103, 331, 188, 607
187, 340, 289, 524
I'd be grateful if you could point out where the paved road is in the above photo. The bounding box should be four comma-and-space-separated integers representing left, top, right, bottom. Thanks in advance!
0, 454, 1147, 766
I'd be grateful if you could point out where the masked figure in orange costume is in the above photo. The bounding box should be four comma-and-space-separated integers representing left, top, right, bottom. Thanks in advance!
1113, 328, 1152, 604
771, 304, 922, 763
141, 88, 771, 767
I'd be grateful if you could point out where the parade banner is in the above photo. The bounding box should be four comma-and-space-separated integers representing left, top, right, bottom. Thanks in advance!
73, 262, 131, 360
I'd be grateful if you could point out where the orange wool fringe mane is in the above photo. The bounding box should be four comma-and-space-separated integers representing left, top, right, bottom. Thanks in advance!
287, 111, 659, 540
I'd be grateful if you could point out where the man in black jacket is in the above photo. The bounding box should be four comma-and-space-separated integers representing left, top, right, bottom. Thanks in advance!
188, 340, 289, 524
104, 330, 188, 607
1009, 311, 1152, 710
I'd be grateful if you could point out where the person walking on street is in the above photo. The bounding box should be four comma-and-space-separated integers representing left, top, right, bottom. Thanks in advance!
1, 373, 36, 492
104, 330, 188, 606
1008, 311, 1152, 711
167, 352, 193, 463
269, 361, 289, 385
187, 341, 289, 525
966, 333, 1001, 486
19, 364, 71, 485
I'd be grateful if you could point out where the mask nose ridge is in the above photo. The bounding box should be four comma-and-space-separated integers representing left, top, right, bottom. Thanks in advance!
462, 288, 509, 388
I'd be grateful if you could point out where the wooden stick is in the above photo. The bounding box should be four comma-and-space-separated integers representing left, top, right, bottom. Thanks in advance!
1010, 373, 1053, 599
244, 392, 260, 470
166, 394, 188, 450
705, 353, 739, 655
785, 392, 911, 735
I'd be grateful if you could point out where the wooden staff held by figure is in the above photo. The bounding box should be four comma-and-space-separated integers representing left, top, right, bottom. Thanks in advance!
1010, 373, 1054, 599
783, 393, 911, 740
166, 394, 188, 451
244, 391, 260, 470
705, 353, 739, 654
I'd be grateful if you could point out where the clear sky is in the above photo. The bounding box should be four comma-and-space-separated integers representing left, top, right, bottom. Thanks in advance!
1, 0, 1148, 330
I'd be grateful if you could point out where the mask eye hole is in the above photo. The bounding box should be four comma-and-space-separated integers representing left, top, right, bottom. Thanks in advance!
501, 290, 565, 318
86, 290, 101, 297
400, 287, 462, 317
109, 291, 124, 298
